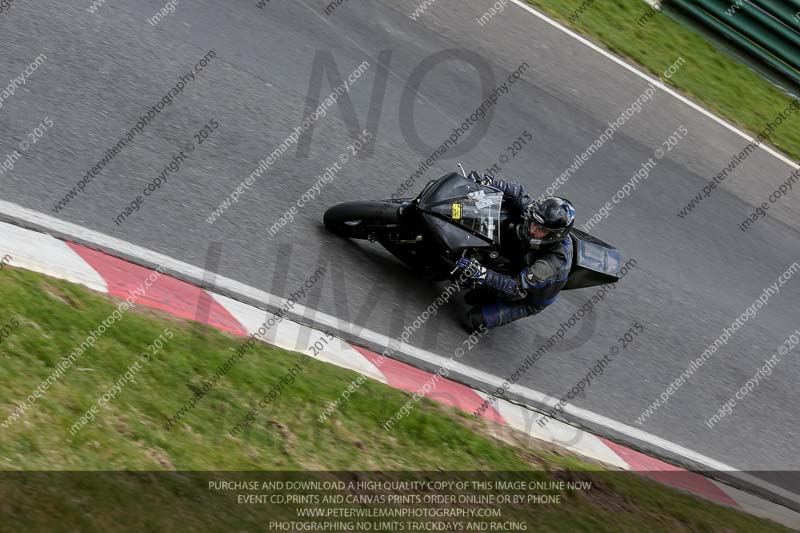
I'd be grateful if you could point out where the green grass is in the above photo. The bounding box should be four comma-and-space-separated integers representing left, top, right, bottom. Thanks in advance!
0, 266, 790, 531
526, 0, 800, 162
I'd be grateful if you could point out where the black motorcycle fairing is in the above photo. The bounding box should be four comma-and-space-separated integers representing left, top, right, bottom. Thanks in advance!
417, 173, 504, 253
323, 169, 623, 292
419, 212, 494, 252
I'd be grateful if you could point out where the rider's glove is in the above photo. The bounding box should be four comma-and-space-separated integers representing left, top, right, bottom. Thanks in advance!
467, 171, 493, 186
454, 257, 488, 284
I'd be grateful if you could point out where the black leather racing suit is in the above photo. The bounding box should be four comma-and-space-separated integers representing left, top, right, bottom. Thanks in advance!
467, 176, 573, 329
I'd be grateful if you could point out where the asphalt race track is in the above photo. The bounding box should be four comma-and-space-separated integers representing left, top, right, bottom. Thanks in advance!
1, 0, 798, 495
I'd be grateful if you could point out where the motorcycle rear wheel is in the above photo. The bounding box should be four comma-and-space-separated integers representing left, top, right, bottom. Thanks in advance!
325, 201, 451, 280
323, 201, 403, 240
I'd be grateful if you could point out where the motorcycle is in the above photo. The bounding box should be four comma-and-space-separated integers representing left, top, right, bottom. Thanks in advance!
324, 168, 621, 290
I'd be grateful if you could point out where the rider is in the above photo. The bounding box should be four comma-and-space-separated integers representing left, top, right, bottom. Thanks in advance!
454, 172, 575, 330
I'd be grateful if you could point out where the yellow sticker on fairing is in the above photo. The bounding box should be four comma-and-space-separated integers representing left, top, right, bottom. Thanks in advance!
451, 203, 462, 220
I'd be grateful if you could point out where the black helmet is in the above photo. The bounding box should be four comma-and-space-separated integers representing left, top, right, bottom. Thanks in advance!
518, 197, 576, 249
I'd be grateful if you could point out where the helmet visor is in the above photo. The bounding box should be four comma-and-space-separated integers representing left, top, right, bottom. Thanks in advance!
526, 220, 567, 248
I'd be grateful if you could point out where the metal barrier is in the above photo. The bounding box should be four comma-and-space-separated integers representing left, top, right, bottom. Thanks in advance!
663, 0, 800, 91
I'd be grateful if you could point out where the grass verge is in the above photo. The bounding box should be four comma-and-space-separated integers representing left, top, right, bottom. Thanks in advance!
525, 0, 800, 162
0, 265, 789, 531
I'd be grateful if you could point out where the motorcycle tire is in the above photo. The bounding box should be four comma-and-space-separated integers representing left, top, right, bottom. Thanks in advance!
323, 201, 403, 240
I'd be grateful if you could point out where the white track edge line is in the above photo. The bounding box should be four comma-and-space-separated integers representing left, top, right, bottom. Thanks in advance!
2, 198, 799, 508
507, 0, 800, 171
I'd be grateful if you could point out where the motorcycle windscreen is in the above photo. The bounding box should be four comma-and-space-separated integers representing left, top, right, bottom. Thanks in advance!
563, 229, 622, 290
419, 173, 504, 242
